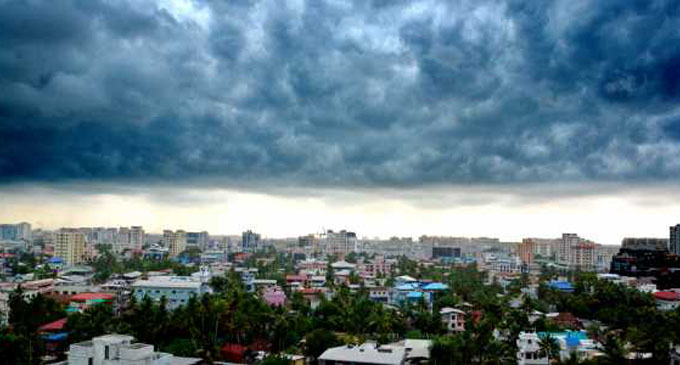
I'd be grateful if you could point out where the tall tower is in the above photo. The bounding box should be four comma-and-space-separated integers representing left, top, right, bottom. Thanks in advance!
129, 226, 145, 250
55, 229, 86, 266
670, 224, 680, 255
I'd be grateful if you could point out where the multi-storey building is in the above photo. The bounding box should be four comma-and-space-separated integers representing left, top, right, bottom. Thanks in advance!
55, 229, 86, 267
242, 230, 261, 253
571, 241, 596, 270
117, 227, 130, 250
163, 230, 187, 257
129, 226, 145, 250
622, 237, 669, 251
0, 222, 31, 241
58, 334, 188, 365
187, 231, 209, 250
15, 222, 31, 242
323, 229, 357, 259
558, 233, 579, 265
671, 224, 680, 255
132, 276, 205, 309
519, 239, 536, 265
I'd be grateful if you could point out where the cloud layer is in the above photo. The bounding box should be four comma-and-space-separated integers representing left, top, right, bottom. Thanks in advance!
2, 0, 680, 187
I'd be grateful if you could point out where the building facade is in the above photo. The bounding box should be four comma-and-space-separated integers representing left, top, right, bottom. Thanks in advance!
671, 224, 680, 255
55, 229, 86, 267
519, 239, 536, 265
129, 226, 145, 250
323, 230, 357, 259
163, 230, 187, 257
242, 230, 261, 253
131, 276, 205, 309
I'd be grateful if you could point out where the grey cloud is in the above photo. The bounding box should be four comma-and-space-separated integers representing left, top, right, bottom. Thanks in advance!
1, 0, 680, 188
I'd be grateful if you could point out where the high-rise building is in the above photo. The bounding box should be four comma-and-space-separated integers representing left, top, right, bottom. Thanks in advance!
0, 224, 17, 240
519, 239, 536, 265
15, 222, 31, 242
187, 231, 209, 250
242, 230, 261, 253
622, 238, 669, 252
558, 233, 579, 265
571, 241, 596, 270
323, 229, 357, 259
670, 224, 680, 255
129, 226, 145, 250
55, 229, 86, 266
163, 230, 187, 257
118, 227, 130, 250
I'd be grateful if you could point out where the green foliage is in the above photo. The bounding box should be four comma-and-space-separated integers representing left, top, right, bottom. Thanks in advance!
304, 328, 340, 359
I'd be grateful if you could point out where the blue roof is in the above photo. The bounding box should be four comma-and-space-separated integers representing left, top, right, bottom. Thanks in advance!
395, 283, 419, 291
539, 331, 588, 341
407, 291, 424, 299
548, 281, 574, 291
566, 337, 581, 347
43, 332, 68, 341
423, 282, 449, 291
48, 257, 64, 263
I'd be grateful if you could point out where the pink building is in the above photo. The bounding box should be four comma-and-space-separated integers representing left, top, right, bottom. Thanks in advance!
262, 286, 286, 307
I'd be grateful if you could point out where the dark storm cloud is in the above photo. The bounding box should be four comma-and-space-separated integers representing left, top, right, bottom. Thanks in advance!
1, 0, 680, 187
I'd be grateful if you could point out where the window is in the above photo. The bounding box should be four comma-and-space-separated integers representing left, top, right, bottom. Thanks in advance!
105, 346, 109, 359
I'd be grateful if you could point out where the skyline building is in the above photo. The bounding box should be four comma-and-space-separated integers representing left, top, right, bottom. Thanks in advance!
323, 229, 357, 259
129, 226, 145, 250
670, 224, 680, 255
242, 230, 261, 253
187, 231, 209, 250
55, 228, 86, 266
163, 230, 187, 257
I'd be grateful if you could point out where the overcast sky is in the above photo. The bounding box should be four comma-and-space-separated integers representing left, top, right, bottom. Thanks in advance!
1, 0, 680, 244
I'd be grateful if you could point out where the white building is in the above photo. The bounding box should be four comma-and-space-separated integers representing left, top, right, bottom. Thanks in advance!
440, 307, 466, 332
318, 343, 406, 365
323, 230, 357, 259
129, 226, 145, 250
118, 227, 130, 251
517, 332, 550, 365
54, 334, 200, 365
131, 276, 207, 309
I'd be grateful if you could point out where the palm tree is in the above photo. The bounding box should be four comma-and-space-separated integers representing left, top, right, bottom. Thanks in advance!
539, 334, 560, 364
598, 332, 628, 365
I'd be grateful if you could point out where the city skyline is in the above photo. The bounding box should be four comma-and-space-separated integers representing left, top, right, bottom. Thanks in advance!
2, 182, 680, 245
2, 1, 680, 245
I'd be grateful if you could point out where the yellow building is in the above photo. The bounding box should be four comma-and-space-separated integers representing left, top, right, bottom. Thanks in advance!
55, 229, 86, 266
163, 230, 187, 257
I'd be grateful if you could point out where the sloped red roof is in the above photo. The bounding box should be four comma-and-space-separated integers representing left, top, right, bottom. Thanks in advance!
654, 291, 680, 301
38, 318, 67, 332
286, 275, 307, 282
221, 343, 247, 362
71, 293, 114, 301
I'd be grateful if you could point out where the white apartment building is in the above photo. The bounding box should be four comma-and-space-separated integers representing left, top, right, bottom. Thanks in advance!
15, 222, 31, 241
517, 332, 549, 365
129, 226, 145, 250
54, 334, 200, 365
162, 230, 187, 257
55, 229, 86, 267
323, 229, 357, 259
118, 227, 130, 250
131, 276, 206, 309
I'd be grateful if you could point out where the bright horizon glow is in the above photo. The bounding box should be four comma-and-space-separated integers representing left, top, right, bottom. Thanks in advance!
1, 184, 678, 245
